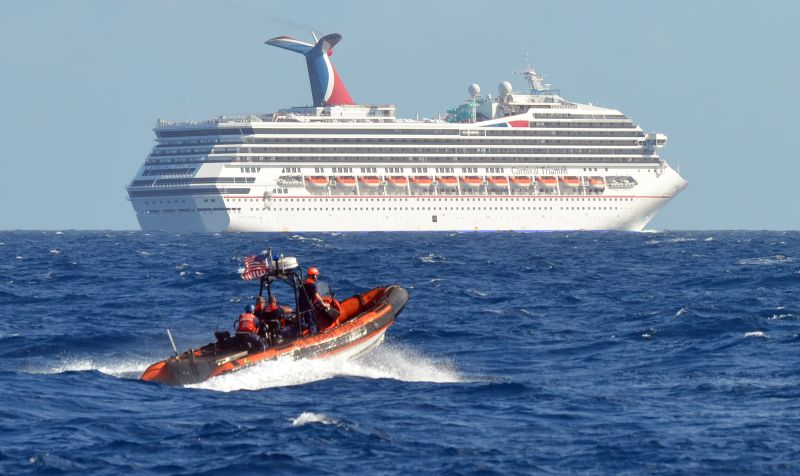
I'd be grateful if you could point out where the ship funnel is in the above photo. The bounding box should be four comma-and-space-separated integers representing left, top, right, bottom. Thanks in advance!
266, 33, 354, 107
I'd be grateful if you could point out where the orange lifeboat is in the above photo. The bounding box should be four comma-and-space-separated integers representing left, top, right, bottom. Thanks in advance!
410, 176, 433, 187
510, 176, 533, 187
438, 176, 458, 187
305, 176, 329, 187
386, 176, 408, 187
559, 176, 581, 188
487, 176, 509, 186
460, 176, 483, 187
359, 176, 383, 187
536, 176, 557, 188
335, 176, 357, 187
587, 176, 605, 190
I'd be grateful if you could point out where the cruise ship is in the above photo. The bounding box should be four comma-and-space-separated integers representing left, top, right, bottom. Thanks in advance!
127, 32, 687, 232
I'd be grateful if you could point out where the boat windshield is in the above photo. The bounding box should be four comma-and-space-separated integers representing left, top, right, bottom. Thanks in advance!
316, 280, 334, 297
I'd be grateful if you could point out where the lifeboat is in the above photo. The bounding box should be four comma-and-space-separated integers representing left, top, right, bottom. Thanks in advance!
141, 253, 409, 386
559, 176, 581, 188
305, 176, 329, 187
460, 176, 483, 187
359, 176, 383, 187
438, 176, 458, 187
410, 176, 433, 187
335, 176, 357, 187
386, 176, 408, 187
587, 176, 605, 190
536, 176, 557, 188
510, 176, 533, 187
487, 176, 509, 187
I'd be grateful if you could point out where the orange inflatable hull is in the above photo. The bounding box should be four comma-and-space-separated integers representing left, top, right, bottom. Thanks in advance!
141, 285, 408, 386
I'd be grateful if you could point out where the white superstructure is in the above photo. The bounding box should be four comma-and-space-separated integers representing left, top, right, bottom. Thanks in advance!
127, 36, 687, 232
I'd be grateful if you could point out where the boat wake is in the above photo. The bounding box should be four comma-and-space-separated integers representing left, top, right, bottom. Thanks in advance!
25, 357, 154, 379
190, 343, 465, 392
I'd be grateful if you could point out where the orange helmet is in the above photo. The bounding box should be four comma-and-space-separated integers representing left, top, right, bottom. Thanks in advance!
307, 267, 320, 278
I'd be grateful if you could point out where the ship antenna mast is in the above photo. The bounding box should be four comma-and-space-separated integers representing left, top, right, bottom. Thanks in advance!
515, 52, 552, 94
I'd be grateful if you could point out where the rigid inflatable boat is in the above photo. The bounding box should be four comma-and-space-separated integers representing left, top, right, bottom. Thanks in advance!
141, 253, 408, 386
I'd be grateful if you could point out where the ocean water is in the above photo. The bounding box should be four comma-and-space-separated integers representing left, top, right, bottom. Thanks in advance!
0, 230, 798, 475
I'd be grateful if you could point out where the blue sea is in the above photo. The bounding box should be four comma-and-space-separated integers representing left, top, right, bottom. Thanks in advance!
0, 231, 798, 475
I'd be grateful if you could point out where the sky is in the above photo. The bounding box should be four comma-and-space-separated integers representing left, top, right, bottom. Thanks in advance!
1, 0, 798, 230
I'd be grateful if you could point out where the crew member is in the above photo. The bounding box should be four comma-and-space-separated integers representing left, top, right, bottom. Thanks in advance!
298, 267, 330, 332
236, 304, 266, 351
254, 296, 267, 317
260, 296, 289, 340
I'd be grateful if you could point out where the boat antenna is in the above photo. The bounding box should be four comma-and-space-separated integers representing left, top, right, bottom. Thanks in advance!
154, 300, 179, 356
214, 295, 225, 331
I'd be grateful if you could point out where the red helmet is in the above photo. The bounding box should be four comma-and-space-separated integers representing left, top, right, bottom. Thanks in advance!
307, 267, 320, 278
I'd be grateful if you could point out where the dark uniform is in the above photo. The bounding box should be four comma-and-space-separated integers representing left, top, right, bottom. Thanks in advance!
300, 278, 322, 333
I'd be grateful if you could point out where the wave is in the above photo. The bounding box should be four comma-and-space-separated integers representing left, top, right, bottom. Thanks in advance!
290, 412, 339, 427
744, 331, 767, 338
24, 357, 153, 379
419, 253, 446, 263
191, 343, 464, 392
289, 235, 324, 242
737, 255, 795, 266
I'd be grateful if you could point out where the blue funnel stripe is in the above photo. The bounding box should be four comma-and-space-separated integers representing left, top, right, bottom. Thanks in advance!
266, 33, 353, 107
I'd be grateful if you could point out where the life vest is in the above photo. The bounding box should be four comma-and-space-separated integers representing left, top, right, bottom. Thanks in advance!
237, 312, 258, 333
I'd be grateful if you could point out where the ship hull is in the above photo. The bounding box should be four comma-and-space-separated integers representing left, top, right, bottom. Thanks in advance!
133, 165, 686, 233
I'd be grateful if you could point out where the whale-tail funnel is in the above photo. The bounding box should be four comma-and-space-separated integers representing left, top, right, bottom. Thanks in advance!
266, 33, 354, 107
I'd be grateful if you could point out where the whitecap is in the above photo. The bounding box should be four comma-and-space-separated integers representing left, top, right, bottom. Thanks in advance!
466, 289, 489, 297
667, 237, 695, 243
641, 333, 652, 339
704, 237, 714, 242
55, 231, 63, 235
49, 249, 61, 254
675, 307, 688, 317
194, 271, 204, 277
769, 314, 793, 320
290, 235, 323, 242
175, 263, 190, 270
179, 271, 188, 277
137, 251, 151, 256
419, 253, 446, 263
737, 255, 794, 266
744, 331, 767, 338
290, 412, 338, 427
15, 256, 23, 260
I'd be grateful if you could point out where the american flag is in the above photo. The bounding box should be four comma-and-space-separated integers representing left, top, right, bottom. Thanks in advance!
241, 254, 270, 280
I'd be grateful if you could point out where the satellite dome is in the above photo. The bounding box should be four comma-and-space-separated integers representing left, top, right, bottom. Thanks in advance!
499, 81, 513, 96
468, 83, 481, 98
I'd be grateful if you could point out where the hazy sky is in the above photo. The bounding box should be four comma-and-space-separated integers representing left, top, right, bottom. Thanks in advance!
2, 0, 798, 230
